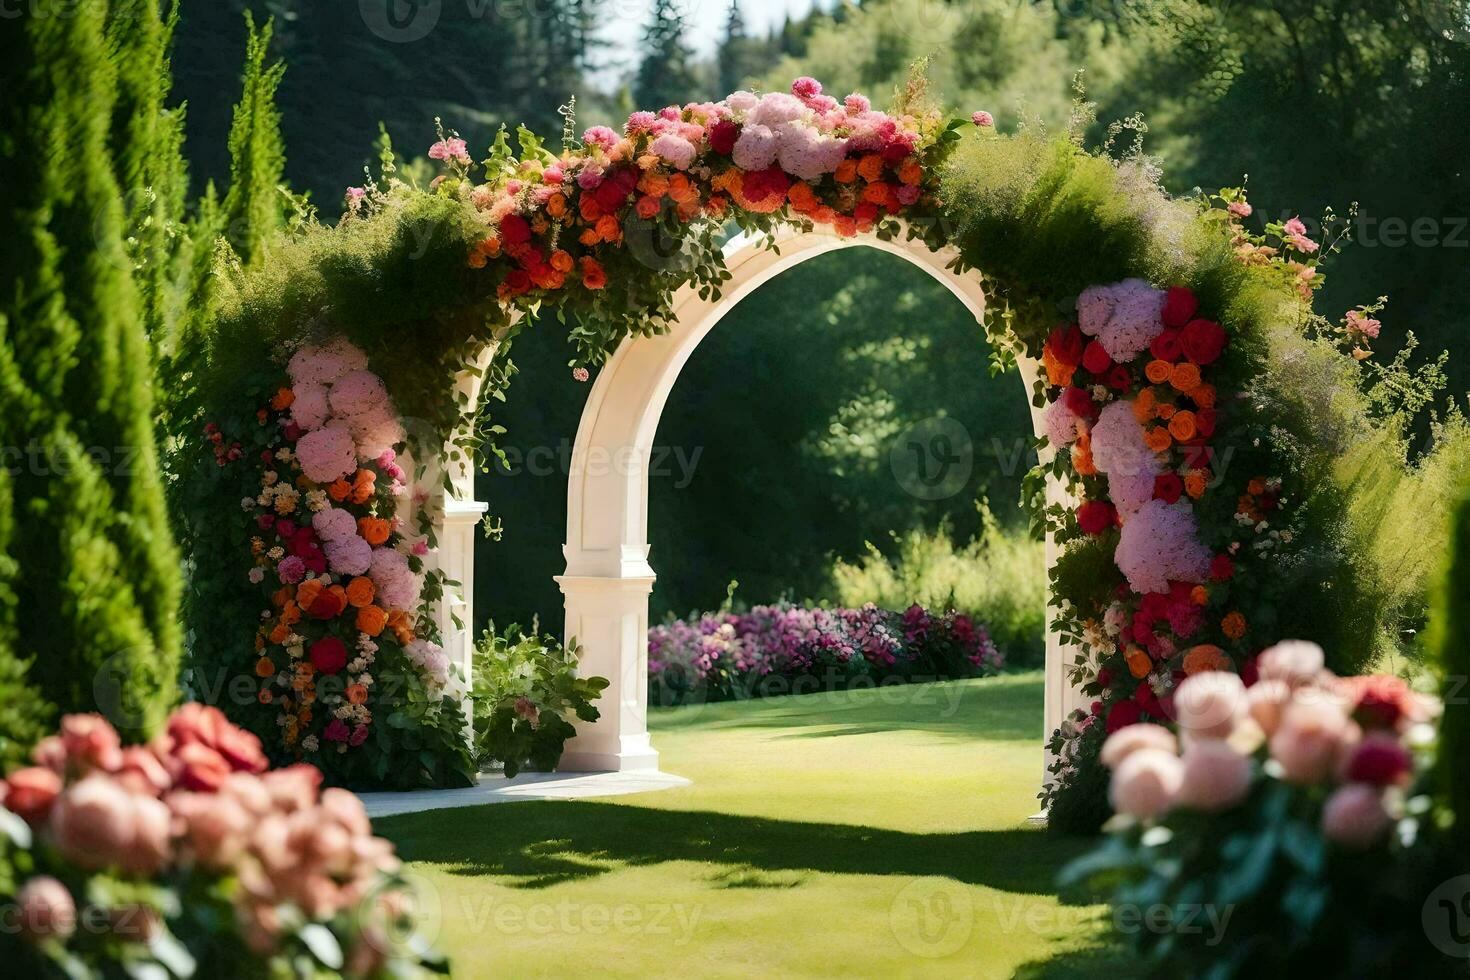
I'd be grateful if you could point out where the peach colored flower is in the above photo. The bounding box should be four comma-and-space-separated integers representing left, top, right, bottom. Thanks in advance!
1110, 748, 1182, 820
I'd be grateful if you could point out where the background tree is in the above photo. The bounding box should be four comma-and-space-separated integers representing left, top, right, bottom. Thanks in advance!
635, 0, 702, 109
0, 3, 183, 759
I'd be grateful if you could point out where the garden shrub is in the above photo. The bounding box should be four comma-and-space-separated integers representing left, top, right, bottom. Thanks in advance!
648, 602, 1003, 706
472, 624, 606, 777
1428, 472, 1470, 853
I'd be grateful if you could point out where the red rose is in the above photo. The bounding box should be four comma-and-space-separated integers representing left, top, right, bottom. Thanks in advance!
1349, 675, 1416, 730
1061, 386, 1096, 419
1149, 328, 1183, 362
1105, 364, 1133, 391
1161, 286, 1199, 328
1096, 667, 1113, 689
1195, 407, 1218, 438
854, 201, 880, 223
310, 636, 349, 675
1132, 619, 1154, 645
1153, 472, 1184, 504
594, 176, 630, 212
1046, 325, 1085, 367
1181, 318, 1227, 365
504, 269, 531, 294
1076, 500, 1115, 535
1209, 555, 1234, 581
708, 120, 739, 155
1240, 655, 1259, 687
498, 214, 531, 245
1081, 340, 1112, 375
1133, 682, 1165, 718
308, 589, 347, 620
1105, 699, 1142, 733
1345, 736, 1413, 786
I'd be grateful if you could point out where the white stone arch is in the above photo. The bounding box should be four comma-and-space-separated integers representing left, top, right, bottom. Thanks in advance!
552, 223, 1087, 779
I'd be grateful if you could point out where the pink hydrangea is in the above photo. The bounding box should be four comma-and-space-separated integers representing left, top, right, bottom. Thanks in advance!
725, 90, 759, 114
290, 383, 331, 431
368, 547, 421, 612
348, 409, 405, 462
312, 506, 358, 544
405, 639, 452, 692
295, 423, 357, 484
325, 535, 373, 577
1089, 401, 1157, 480
286, 338, 369, 387
650, 133, 697, 170
776, 126, 846, 180
327, 369, 388, 419
1114, 499, 1212, 594
582, 126, 619, 153
732, 124, 778, 171
1108, 466, 1160, 519
1042, 396, 1084, 448
1078, 279, 1166, 362
746, 92, 805, 129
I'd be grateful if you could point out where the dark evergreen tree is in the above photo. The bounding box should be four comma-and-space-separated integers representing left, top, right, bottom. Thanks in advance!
717, 0, 751, 95
634, 0, 699, 110
0, 3, 182, 754
1430, 479, 1470, 853
220, 13, 288, 267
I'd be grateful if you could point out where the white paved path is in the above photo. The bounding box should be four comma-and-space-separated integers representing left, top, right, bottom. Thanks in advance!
357, 769, 691, 820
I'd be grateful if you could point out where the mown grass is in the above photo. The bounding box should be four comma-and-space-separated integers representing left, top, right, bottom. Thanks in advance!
377, 672, 1124, 978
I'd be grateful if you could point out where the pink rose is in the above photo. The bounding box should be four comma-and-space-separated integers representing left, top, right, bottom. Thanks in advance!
15, 876, 76, 942
3, 767, 62, 825
1100, 723, 1177, 770
1173, 671, 1246, 740
1270, 698, 1351, 784
159, 703, 268, 776
49, 776, 171, 876
115, 746, 171, 797
59, 714, 124, 774
260, 764, 323, 814
1175, 740, 1253, 812
1321, 783, 1392, 849
1257, 640, 1325, 686
1109, 748, 1182, 820
169, 790, 252, 868
1246, 679, 1292, 737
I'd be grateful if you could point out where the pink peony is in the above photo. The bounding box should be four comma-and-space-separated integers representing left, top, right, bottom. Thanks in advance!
295, 423, 357, 484
624, 111, 658, 134
1270, 697, 1352, 784
1100, 723, 1177, 769
49, 775, 172, 876
1109, 466, 1162, 520
843, 93, 871, 114
349, 409, 406, 462
1257, 640, 1324, 686
327, 369, 388, 419
1246, 679, 1292, 736
791, 76, 822, 100
1173, 671, 1246, 740
971, 110, 994, 127
582, 126, 619, 152
15, 877, 76, 941
290, 382, 331, 430
1321, 783, 1392, 848
1114, 499, 1212, 594
1042, 396, 1083, 449
732, 123, 778, 171
1110, 748, 1182, 820
158, 703, 269, 776
1175, 739, 1253, 811
169, 790, 253, 868
650, 133, 697, 170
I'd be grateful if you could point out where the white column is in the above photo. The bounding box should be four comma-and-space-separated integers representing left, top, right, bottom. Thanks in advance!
435, 497, 488, 698
555, 574, 660, 771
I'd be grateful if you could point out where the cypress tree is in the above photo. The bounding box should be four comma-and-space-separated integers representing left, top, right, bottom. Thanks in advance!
1429, 481, 1470, 851
635, 0, 699, 110
220, 12, 287, 267
717, 0, 750, 96
0, 3, 182, 750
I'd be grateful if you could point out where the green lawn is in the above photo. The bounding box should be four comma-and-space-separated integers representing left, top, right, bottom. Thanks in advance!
377, 672, 1124, 978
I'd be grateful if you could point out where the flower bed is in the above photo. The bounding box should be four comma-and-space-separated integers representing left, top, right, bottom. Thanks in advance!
0, 706, 443, 977
1061, 643, 1447, 974
648, 603, 1002, 705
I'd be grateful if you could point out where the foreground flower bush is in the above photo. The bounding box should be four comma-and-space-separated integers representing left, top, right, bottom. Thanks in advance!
1061, 640, 1449, 975
648, 602, 1002, 704
0, 707, 444, 977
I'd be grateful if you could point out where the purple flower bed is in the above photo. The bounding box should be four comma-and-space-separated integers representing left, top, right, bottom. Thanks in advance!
648, 602, 1004, 705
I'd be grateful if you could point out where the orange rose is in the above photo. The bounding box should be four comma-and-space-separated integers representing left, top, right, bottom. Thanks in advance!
347, 684, 369, 705
270, 387, 295, 411
255, 656, 276, 678
356, 604, 387, 637
1125, 646, 1152, 679
1222, 612, 1248, 639
1190, 585, 1209, 605
595, 214, 621, 242
1184, 470, 1208, 499
295, 578, 324, 612
387, 609, 415, 645
478, 237, 501, 258
467, 251, 487, 269
578, 227, 600, 247
1170, 362, 1202, 393
280, 600, 301, 627
635, 195, 660, 218
1168, 410, 1197, 442
856, 154, 884, 182
346, 576, 377, 608
897, 160, 923, 185
549, 249, 574, 273
349, 470, 377, 505
1192, 383, 1216, 408
358, 517, 391, 546
1183, 644, 1230, 675
1043, 347, 1076, 387
1131, 388, 1157, 423
1144, 427, 1173, 452
1157, 403, 1176, 420
1247, 478, 1266, 495
578, 194, 602, 222
545, 193, 566, 218
834, 159, 858, 184
268, 621, 290, 644
272, 586, 293, 607
328, 479, 352, 502
1145, 360, 1173, 385
1072, 431, 1097, 476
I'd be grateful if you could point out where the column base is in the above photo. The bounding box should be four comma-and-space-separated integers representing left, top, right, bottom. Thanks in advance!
558, 745, 661, 773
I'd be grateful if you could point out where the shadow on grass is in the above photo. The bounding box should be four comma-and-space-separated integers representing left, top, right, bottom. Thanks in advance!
648, 673, 1044, 744
378, 798, 1100, 896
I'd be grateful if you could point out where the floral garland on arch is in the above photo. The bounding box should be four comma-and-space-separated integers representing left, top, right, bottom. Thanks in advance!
203, 337, 474, 790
